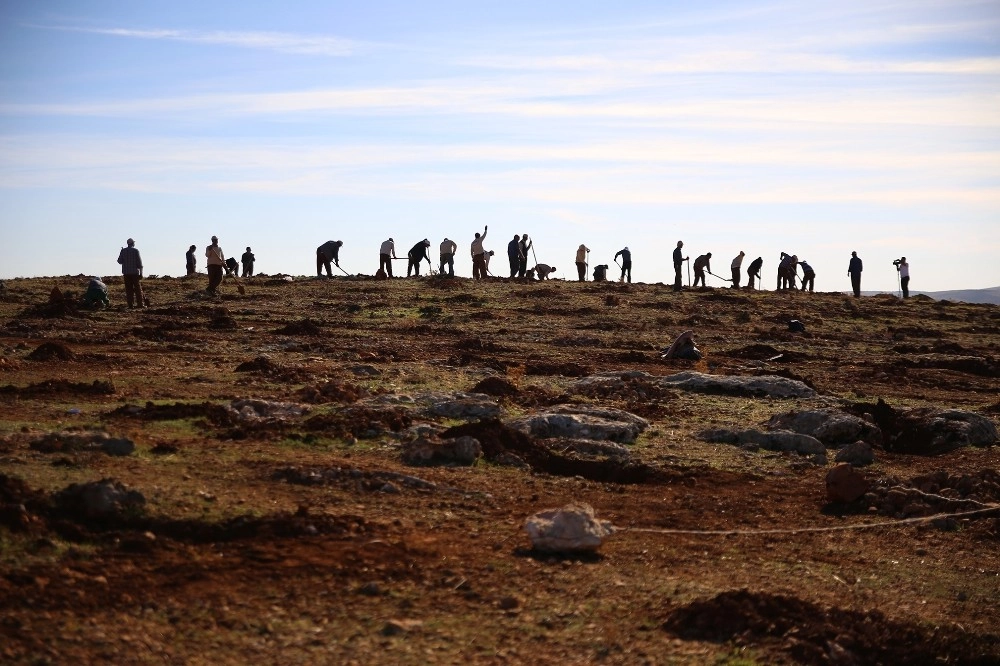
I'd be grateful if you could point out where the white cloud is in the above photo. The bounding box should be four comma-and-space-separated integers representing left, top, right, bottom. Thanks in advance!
31, 25, 359, 56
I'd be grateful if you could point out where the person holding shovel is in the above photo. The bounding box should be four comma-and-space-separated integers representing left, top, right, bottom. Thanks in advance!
407, 239, 431, 277
614, 246, 632, 283
693, 252, 712, 288
730, 251, 745, 288
747, 256, 763, 289
205, 235, 225, 295
471, 225, 489, 279
117, 238, 145, 309
439, 237, 457, 277
575, 244, 590, 281
673, 241, 687, 291
316, 240, 343, 278
379, 238, 397, 278
517, 233, 532, 278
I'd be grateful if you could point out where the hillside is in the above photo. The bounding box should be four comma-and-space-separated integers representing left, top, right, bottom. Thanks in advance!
1, 274, 998, 664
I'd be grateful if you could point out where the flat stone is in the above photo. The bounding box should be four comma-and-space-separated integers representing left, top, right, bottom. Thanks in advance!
659, 372, 815, 398
506, 404, 648, 443
767, 409, 880, 446
699, 428, 824, 454
401, 435, 482, 466
229, 399, 308, 421
834, 440, 875, 466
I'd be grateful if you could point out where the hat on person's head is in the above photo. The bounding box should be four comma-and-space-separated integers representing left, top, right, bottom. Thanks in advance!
423, 239, 430, 245
126, 238, 134, 246
211, 236, 218, 241
624, 246, 629, 251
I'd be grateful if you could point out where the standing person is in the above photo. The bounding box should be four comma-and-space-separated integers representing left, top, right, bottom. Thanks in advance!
896, 257, 910, 298
316, 240, 343, 278
799, 259, 816, 292
507, 235, 521, 278
692, 252, 712, 287
518, 233, 532, 277
471, 225, 488, 279
848, 251, 863, 298
379, 238, 396, 278
614, 246, 632, 283
439, 237, 457, 277
117, 238, 145, 309
747, 256, 763, 290
730, 251, 745, 288
777, 252, 796, 290
185, 245, 197, 275
407, 239, 431, 277
673, 241, 687, 291
575, 244, 590, 281
205, 236, 225, 295
241, 247, 255, 278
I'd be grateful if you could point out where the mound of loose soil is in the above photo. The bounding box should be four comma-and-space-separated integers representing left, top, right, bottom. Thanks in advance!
235, 356, 281, 373
26, 342, 75, 361
303, 406, 412, 438
273, 318, 322, 335
470, 376, 519, 397
0, 379, 115, 398
104, 401, 235, 426
524, 361, 592, 377
297, 381, 370, 404
663, 589, 998, 664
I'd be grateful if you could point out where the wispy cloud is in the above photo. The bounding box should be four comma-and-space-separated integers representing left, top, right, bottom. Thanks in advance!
31, 25, 359, 56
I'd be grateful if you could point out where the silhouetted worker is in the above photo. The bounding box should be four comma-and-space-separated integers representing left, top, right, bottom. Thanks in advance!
730, 251, 745, 288
897, 257, 910, 298
117, 238, 145, 309
186, 245, 197, 275
534, 263, 556, 280
778, 252, 797, 290
848, 251, 863, 297
693, 252, 712, 287
507, 235, 521, 278
407, 239, 431, 277
379, 238, 396, 278
575, 244, 590, 281
439, 237, 457, 277
316, 240, 343, 278
614, 246, 631, 283
518, 234, 532, 277
471, 225, 489, 279
205, 236, 225, 295
593, 264, 609, 281
83, 277, 110, 308
224, 257, 239, 276
799, 260, 815, 292
747, 256, 763, 289
673, 241, 687, 291
241, 247, 255, 278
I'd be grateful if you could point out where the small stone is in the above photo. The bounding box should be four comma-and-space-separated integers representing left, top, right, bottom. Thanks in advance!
834, 440, 875, 466
379, 482, 400, 494
381, 619, 422, 636
825, 463, 868, 503
358, 582, 381, 596
524, 503, 615, 553
498, 595, 521, 610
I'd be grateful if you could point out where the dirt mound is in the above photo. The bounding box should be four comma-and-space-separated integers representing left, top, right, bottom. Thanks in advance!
303, 406, 412, 439
297, 381, 370, 404
663, 589, 998, 665
26, 342, 75, 361
0, 379, 115, 398
525, 361, 592, 377
846, 399, 997, 455
445, 293, 485, 304
471, 376, 519, 397
18, 298, 82, 319
273, 318, 322, 335
209, 307, 238, 329
104, 401, 235, 426
235, 356, 281, 373
440, 419, 672, 484
274, 466, 446, 493
456, 337, 507, 352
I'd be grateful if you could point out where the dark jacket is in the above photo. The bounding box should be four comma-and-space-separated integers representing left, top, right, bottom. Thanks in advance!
673, 247, 684, 268
748, 257, 763, 275
241, 251, 255, 266
848, 256, 863, 275
409, 242, 429, 262
614, 248, 631, 265
508, 239, 520, 259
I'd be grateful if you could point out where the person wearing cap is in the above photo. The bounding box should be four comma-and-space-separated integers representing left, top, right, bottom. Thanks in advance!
517, 233, 532, 277
205, 235, 225, 294
117, 238, 145, 308
799, 259, 816, 292
575, 244, 590, 281
241, 247, 255, 278
507, 235, 521, 278
186, 245, 197, 275
379, 238, 396, 278
439, 237, 457, 277
693, 252, 712, 288
407, 239, 431, 277
847, 251, 863, 297
673, 241, 687, 291
534, 263, 556, 280
316, 240, 343, 278
471, 225, 489, 279
730, 251, 745, 288
614, 246, 632, 283
897, 257, 909, 298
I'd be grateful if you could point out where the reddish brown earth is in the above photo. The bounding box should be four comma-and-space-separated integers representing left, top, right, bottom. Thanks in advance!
1, 273, 998, 665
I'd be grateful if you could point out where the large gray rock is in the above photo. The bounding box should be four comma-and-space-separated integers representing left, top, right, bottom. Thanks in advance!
659, 372, 815, 398
700, 428, 825, 454
834, 440, 875, 466
524, 503, 615, 553
919, 409, 998, 448
29, 431, 135, 456
363, 392, 500, 420
229, 399, 309, 421
766, 409, 880, 446
401, 435, 482, 466
506, 404, 648, 443
55, 479, 146, 520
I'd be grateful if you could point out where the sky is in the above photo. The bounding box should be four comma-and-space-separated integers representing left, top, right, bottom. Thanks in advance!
1, 0, 998, 291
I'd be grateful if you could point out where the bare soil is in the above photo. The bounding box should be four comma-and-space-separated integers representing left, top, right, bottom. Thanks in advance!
1, 274, 998, 665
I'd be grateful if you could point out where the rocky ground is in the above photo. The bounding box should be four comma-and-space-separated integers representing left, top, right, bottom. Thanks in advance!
1, 273, 998, 665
